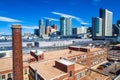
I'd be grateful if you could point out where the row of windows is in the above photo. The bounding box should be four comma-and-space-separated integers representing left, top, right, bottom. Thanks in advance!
90, 55, 107, 61
70, 55, 87, 62
0, 69, 28, 80
76, 71, 86, 80
91, 58, 106, 66
77, 55, 86, 60
93, 50, 106, 55
0, 73, 12, 80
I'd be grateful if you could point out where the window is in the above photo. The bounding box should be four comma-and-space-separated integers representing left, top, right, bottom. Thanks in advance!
69, 71, 72, 77
77, 56, 81, 60
2, 75, 5, 79
81, 71, 86, 77
24, 69, 27, 74
81, 60, 86, 64
76, 73, 81, 80
71, 58, 76, 62
83, 55, 86, 58
8, 73, 12, 78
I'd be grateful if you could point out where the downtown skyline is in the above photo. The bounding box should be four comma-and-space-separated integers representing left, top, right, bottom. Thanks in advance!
0, 0, 120, 35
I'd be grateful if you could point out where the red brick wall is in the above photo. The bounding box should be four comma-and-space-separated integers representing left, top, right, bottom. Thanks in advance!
55, 61, 67, 72
12, 25, 23, 80
30, 51, 44, 61
67, 64, 75, 80
37, 54, 44, 61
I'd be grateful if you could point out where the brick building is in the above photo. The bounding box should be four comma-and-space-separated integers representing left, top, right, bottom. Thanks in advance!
0, 46, 110, 80
68, 46, 108, 67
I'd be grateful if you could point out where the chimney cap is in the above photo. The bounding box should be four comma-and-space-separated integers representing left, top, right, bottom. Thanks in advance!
12, 24, 21, 29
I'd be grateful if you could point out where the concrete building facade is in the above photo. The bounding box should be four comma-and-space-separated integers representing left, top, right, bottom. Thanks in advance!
60, 16, 72, 36
100, 8, 113, 36
92, 17, 103, 37
39, 19, 45, 37
73, 26, 87, 35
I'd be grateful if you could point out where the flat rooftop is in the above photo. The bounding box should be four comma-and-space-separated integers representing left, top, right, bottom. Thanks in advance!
0, 49, 86, 73
44, 49, 86, 60
30, 59, 86, 80
0, 54, 34, 73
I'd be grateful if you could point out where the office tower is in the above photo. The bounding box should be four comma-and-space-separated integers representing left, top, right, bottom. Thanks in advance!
72, 26, 87, 34
66, 17, 72, 35
117, 20, 120, 27
112, 24, 119, 36
79, 26, 87, 34
92, 17, 102, 37
116, 20, 120, 37
87, 27, 92, 34
60, 16, 72, 36
72, 28, 77, 34
60, 16, 66, 36
12, 25, 23, 80
39, 19, 45, 36
100, 8, 113, 36
46, 19, 51, 27
45, 19, 52, 35
34, 29, 39, 36
45, 27, 51, 35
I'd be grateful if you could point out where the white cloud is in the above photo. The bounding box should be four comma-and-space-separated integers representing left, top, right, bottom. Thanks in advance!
51, 11, 89, 25
22, 26, 38, 29
44, 17, 59, 21
0, 16, 21, 22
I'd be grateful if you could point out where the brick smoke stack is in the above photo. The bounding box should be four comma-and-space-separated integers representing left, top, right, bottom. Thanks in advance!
12, 25, 23, 80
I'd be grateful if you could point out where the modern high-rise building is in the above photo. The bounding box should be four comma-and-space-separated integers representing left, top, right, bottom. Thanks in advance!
60, 16, 72, 36
45, 27, 51, 35
72, 26, 87, 34
60, 16, 66, 36
46, 19, 51, 27
112, 24, 119, 36
66, 17, 72, 35
39, 19, 45, 37
34, 29, 39, 36
100, 8, 113, 36
116, 20, 120, 37
117, 20, 120, 27
92, 17, 102, 37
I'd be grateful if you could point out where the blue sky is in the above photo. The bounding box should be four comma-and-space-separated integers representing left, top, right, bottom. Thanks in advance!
0, 0, 120, 35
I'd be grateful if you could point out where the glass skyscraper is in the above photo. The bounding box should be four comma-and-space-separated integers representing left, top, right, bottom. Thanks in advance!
39, 19, 45, 36
100, 8, 113, 36
60, 16, 72, 36
92, 17, 102, 37
46, 19, 51, 27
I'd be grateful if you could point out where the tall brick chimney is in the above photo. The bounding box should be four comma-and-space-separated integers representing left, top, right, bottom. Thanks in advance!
12, 25, 23, 80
